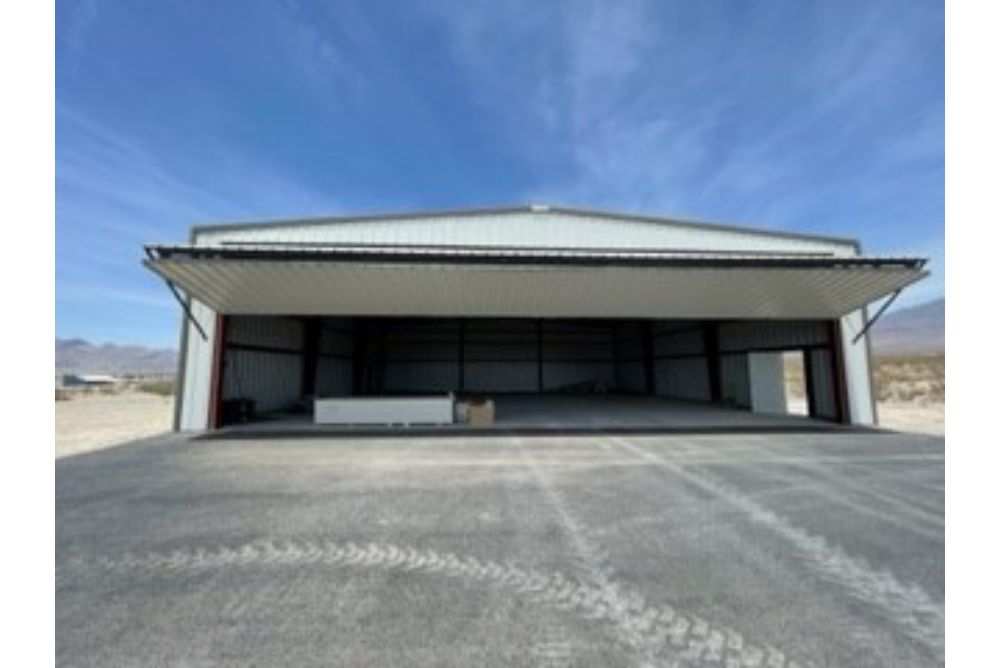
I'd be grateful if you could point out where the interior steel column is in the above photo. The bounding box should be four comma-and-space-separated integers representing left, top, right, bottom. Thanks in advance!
642, 321, 656, 395
351, 319, 366, 395
537, 320, 544, 393
457, 319, 465, 394
828, 320, 850, 424
803, 348, 818, 418
301, 318, 320, 398
703, 322, 722, 402
207, 314, 228, 429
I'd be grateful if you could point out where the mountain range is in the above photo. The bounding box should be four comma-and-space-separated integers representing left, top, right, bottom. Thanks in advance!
55, 338, 178, 375
869, 297, 944, 355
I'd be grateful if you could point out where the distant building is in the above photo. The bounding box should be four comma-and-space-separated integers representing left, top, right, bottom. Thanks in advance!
61, 374, 118, 388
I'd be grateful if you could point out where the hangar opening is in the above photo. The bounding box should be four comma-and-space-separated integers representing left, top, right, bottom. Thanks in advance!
144, 205, 928, 432
206, 315, 852, 429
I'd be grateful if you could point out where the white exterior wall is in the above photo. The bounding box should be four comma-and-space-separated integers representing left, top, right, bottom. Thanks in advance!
841, 309, 876, 425
177, 299, 217, 431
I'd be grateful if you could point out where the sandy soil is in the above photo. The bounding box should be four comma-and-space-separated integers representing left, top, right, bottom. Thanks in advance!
55, 391, 174, 458
780, 396, 943, 436
785, 354, 945, 436
876, 401, 945, 436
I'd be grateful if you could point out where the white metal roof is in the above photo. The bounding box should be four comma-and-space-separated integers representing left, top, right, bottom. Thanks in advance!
144, 245, 926, 320
189, 206, 861, 257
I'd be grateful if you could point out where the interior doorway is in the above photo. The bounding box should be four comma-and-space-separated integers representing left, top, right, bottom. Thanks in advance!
781, 351, 810, 416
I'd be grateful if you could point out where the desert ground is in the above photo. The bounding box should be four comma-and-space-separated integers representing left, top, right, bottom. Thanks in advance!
55, 389, 173, 458
785, 354, 944, 436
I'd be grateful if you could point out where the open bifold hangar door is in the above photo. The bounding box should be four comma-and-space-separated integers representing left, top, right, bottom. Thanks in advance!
143, 244, 927, 323
145, 242, 926, 430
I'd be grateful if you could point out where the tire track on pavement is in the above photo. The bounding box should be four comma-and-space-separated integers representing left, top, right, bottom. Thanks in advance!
63, 533, 808, 668
612, 437, 944, 662
493, 442, 574, 668
517, 439, 811, 668
739, 461, 943, 541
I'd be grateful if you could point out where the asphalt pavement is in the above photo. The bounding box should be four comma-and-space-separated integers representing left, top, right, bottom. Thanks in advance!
56, 430, 945, 667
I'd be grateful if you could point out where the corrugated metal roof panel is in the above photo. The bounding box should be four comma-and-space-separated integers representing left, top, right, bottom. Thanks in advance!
144, 253, 927, 320
189, 207, 861, 256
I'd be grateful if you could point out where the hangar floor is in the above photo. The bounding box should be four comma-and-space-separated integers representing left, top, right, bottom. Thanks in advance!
214, 395, 838, 436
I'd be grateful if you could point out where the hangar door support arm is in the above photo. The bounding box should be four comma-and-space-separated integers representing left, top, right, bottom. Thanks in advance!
851, 289, 902, 345
164, 280, 209, 341
146, 247, 209, 341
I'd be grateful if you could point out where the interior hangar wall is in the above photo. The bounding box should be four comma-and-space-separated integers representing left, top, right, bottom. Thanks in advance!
650, 320, 847, 420
222, 316, 305, 413
371, 319, 628, 394
315, 319, 354, 397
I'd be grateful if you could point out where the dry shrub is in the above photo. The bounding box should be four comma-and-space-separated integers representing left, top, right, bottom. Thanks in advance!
55, 389, 72, 401
874, 355, 944, 404
783, 352, 944, 404
137, 378, 175, 397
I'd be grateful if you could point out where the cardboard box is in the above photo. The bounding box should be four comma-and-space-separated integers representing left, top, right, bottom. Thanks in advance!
467, 399, 495, 426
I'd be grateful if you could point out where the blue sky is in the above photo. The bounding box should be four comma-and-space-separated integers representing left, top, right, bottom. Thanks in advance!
56, 0, 944, 347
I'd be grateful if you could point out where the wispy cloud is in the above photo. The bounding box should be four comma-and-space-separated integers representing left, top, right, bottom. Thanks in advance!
58, 0, 99, 52
56, 0, 943, 343
427, 1, 943, 228
57, 283, 174, 309
421, 0, 942, 308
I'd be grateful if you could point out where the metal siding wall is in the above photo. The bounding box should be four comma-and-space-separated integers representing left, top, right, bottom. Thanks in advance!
316, 358, 352, 396
719, 353, 751, 407
228, 316, 303, 349
718, 321, 829, 352
841, 309, 875, 425
385, 362, 460, 392
652, 321, 710, 400
655, 357, 711, 401
223, 349, 302, 412
807, 348, 837, 420
178, 299, 217, 430
366, 318, 636, 394
464, 362, 536, 393
613, 323, 646, 393
315, 319, 353, 397
318, 319, 352, 354
380, 319, 460, 393
222, 316, 305, 413
615, 361, 646, 393
541, 322, 616, 392
463, 320, 536, 392
653, 327, 704, 356
543, 362, 616, 391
